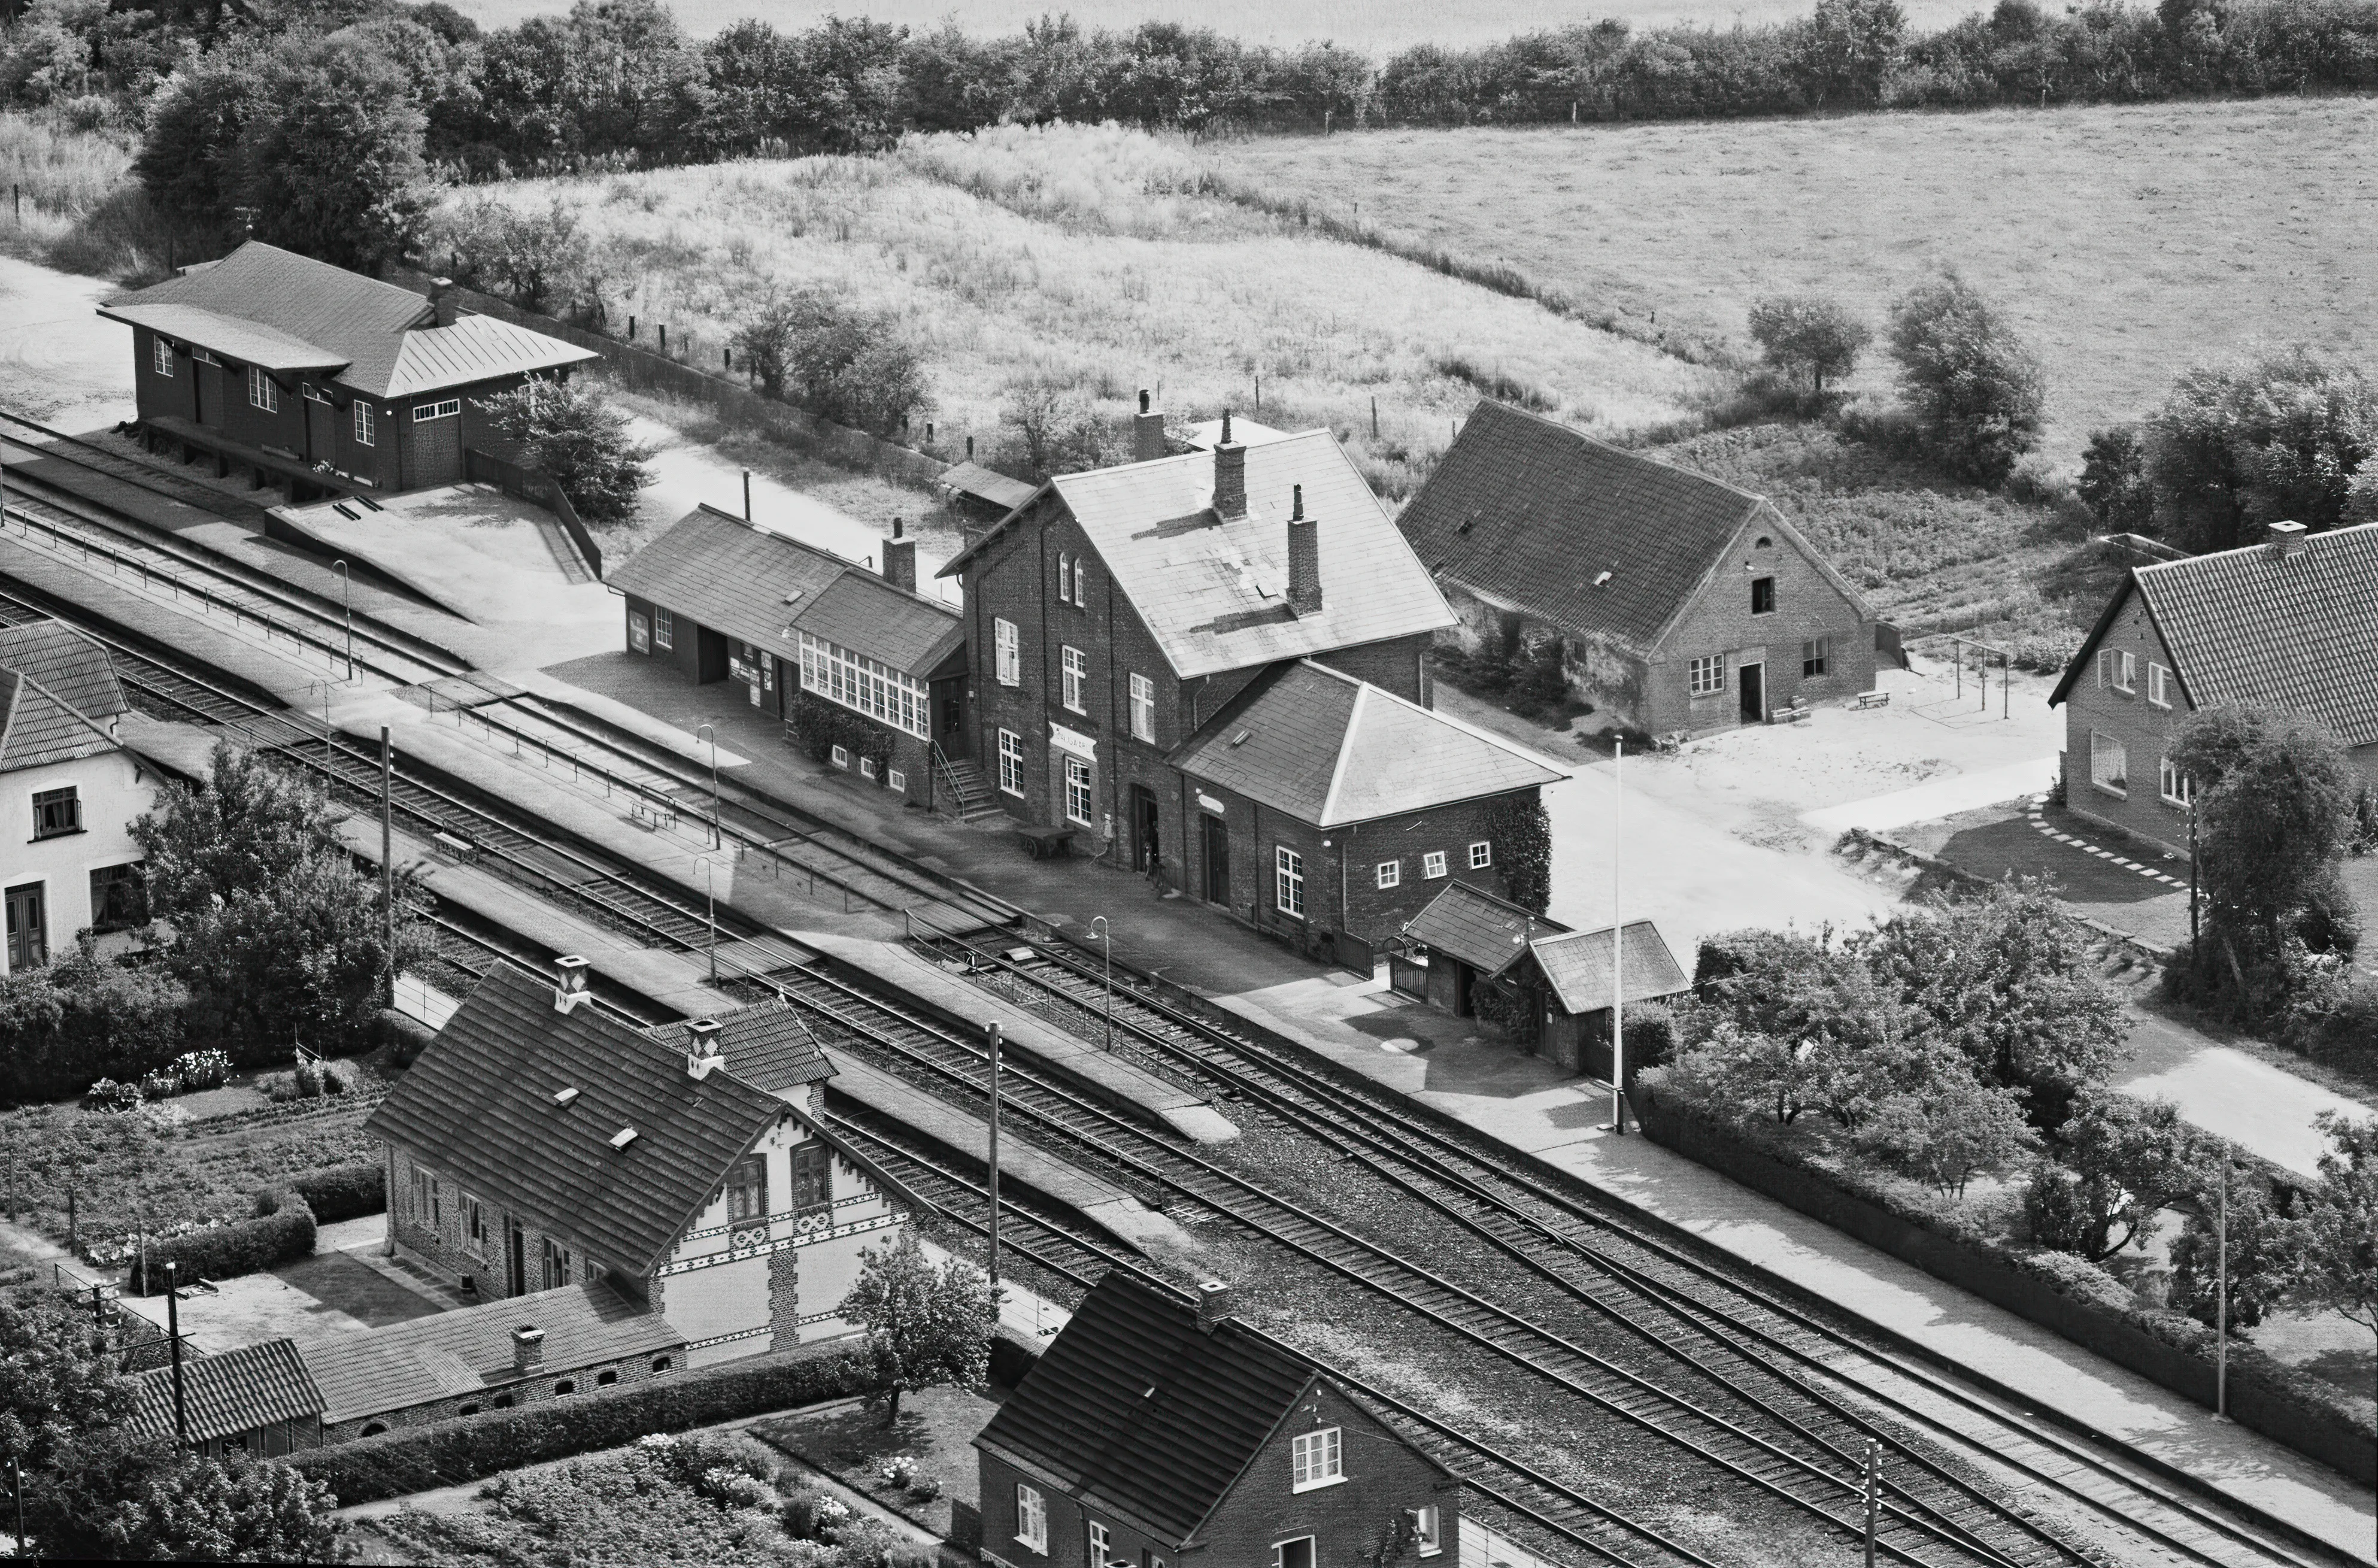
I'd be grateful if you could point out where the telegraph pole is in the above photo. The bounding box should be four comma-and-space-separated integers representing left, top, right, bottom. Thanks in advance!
381, 726, 395, 1005
165, 1261, 187, 1448
2215, 1144, 2231, 1420
986, 1020, 1003, 1290
1609, 736, 1627, 1135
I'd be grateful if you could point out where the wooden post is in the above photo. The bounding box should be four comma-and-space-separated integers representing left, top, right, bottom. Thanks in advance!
166, 1262, 187, 1446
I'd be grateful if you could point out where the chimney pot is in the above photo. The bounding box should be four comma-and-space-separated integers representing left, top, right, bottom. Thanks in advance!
1287, 499, 1321, 617
1212, 410, 1246, 520
553, 955, 590, 1014
686, 1017, 725, 1078
2268, 519, 2307, 557
1194, 1279, 1233, 1334
891, 517, 904, 539
430, 277, 458, 329
1132, 390, 1167, 463
512, 1325, 545, 1373
1139, 389, 1150, 414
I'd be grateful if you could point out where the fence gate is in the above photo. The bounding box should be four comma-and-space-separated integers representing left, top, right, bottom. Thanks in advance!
1389, 951, 1429, 999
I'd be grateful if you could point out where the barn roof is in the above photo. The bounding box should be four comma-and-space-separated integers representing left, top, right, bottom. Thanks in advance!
128, 1337, 323, 1445
1397, 401, 1867, 656
1170, 660, 1566, 827
102, 242, 596, 400
2048, 521, 2378, 746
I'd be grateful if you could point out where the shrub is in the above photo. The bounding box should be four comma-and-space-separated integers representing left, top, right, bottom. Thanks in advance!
372, 1008, 439, 1069
1622, 1002, 1678, 1070
786, 692, 897, 781
288, 1343, 870, 1505
781, 1487, 827, 1539
478, 378, 656, 524
1885, 271, 2046, 487
81, 1079, 143, 1113
0, 940, 186, 1108
436, 194, 594, 314
741, 286, 932, 439
2077, 424, 2153, 534
128, 1191, 314, 1294
286, 1162, 385, 1224
171, 1050, 231, 1092
138, 1068, 179, 1100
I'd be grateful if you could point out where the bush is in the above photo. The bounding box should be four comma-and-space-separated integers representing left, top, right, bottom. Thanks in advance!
0, 941, 186, 1108
478, 379, 656, 524
739, 287, 932, 439
786, 692, 897, 781
289, 1343, 870, 1505
1885, 271, 2046, 487
372, 1008, 439, 1069
172, 1050, 231, 1092
128, 1191, 314, 1294
286, 1162, 385, 1224
1746, 293, 1870, 397
436, 195, 594, 314
81, 1078, 143, 1113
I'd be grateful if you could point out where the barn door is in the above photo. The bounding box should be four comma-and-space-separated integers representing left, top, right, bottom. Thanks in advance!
410, 401, 464, 486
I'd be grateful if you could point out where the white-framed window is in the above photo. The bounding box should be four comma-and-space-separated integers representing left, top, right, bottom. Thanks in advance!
654, 608, 674, 650
1073, 560, 1090, 605
2098, 648, 2137, 694
2089, 730, 2128, 796
1129, 673, 1155, 742
1088, 1522, 1111, 1567
151, 338, 173, 377
2159, 754, 2192, 807
799, 630, 930, 738
353, 401, 375, 446
887, 768, 906, 791
190, 347, 220, 366
247, 366, 278, 412
414, 398, 460, 420
830, 745, 850, 769
1064, 756, 1094, 826
1689, 654, 1724, 696
1272, 1542, 1316, 1568
998, 730, 1024, 796
1411, 1505, 1442, 1556
2148, 662, 2174, 709
1275, 845, 1306, 919
1468, 840, 1492, 871
995, 618, 1020, 686
1015, 1482, 1047, 1553
1061, 647, 1087, 713
859, 756, 878, 780
1291, 1426, 1342, 1489
1376, 859, 1400, 890
31, 787, 79, 839
1802, 636, 1829, 678
1058, 553, 1072, 603
1422, 851, 1448, 879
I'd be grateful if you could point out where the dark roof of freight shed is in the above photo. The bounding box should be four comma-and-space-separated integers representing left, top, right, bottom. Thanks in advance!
363, 965, 787, 1276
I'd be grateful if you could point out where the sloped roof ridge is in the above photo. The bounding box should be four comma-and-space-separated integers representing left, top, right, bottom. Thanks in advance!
1485, 399, 1771, 507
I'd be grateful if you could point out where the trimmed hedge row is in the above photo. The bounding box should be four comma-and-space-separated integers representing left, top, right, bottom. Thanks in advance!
1633, 1081, 2376, 1484
128, 1191, 316, 1296
286, 1162, 385, 1224
287, 1342, 872, 1505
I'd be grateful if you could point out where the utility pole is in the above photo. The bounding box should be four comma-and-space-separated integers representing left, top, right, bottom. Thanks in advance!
1609, 735, 1626, 1135
381, 726, 395, 1005
698, 723, 721, 850
165, 1261, 187, 1448
742, 469, 752, 521
986, 1020, 1003, 1290
2215, 1144, 2230, 1420
333, 559, 353, 680
1863, 1440, 1880, 1568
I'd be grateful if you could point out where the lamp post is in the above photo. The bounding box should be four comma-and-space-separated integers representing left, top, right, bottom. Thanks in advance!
1088, 916, 1112, 1051
986, 1020, 1003, 1290
332, 559, 353, 681
694, 856, 717, 982
2215, 1141, 2231, 1420
697, 723, 721, 850
1609, 735, 1627, 1136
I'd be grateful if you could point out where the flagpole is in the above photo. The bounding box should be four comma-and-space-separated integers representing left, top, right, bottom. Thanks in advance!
1611, 735, 1626, 1135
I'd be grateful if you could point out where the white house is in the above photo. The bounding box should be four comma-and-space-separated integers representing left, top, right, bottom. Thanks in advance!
0, 620, 150, 974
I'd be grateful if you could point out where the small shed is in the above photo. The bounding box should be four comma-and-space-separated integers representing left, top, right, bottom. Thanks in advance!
937, 460, 1038, 534
1394, 881, 1564, 1020
127, 1336, 325, 1458
1519, 921, 1690, 1081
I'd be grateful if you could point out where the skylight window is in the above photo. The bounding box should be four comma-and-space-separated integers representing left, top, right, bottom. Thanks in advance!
552, 1087, 580, 1107
609, 1127, 639, 1150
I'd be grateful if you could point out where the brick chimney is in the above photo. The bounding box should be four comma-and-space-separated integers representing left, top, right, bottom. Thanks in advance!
430, 277, 459, 329
686, 1017, 724, 1079
2268, 518, 2307, 559
1286, 484, 1321, 617
553, 954, 590, 1014
1133, 389, 1166, 463
512, 1325, 545, 1374
1212, 411, 1245, 520
881, 517, 917, 593
1194, 1279, 1233, 1334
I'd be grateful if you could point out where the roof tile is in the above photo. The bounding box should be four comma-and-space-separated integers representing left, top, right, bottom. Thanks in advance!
1402, 881, 1564, 975
128, 1337, 322, 1444
1529, 921, 1690, 1014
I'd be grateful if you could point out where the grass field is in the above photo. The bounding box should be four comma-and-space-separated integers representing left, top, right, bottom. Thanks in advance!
1223, 95, 2378, 463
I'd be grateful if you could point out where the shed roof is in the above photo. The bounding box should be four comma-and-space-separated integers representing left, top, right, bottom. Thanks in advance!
128, 1337, 323, 1445
1402, 881, 1566, 976
299, 1283, 682, 1426
1170, 660, 1566, 827
1528, 921, 1690, 1015
609, 506, 963, 678
1397, 401, 1867, 656
101, 242, 595, 400
938, 461, 1038, 512
363, 965, 788, 1276
942, 429, 1454, 679
2048, 522, 2378, 746
974, 1272, 1323, 1545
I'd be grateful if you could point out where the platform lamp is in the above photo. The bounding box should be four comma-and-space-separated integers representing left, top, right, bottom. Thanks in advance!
1607, 735, 1628, 1136
696, 723, 721, 850
1088, 916, 1113, 1051
332, 558, 353, 681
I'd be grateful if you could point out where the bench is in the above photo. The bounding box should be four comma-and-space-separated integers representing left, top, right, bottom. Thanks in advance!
1769, 705, 1813, 725
430, 830, 477, 862
1017, 824, 1078, 860
1855, 689, 1891, 709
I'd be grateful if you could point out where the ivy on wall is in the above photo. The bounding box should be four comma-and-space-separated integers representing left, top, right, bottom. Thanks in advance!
1487, 796, 1553, 914
785, 692, 896, 784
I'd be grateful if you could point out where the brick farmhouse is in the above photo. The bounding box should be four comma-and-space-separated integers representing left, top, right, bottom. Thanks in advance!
1398, 401, 1877, 737
2049, 520, 2378, 857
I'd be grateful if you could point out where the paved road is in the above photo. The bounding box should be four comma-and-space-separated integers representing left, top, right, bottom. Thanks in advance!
0, 254, 134, 429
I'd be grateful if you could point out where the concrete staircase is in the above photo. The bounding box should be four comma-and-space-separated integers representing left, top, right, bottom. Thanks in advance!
937, 756, 1002, 821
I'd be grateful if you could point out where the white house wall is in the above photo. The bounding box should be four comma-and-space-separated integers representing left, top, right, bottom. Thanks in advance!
0, 749, 151, 975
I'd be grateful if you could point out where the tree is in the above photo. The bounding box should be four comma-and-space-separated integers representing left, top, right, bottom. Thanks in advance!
478, 378, 654, 523
0, 936, 185, 1105
1746, 294, 1870, 396
239, 32, 429, 271
1885, 272, 2047, 487
2023, 1092, 2203, 1263
731, 293, 803, 400
1000, 381, 1116, 482
94, 1447, 341, 1562
1799, 0, 1907, 104
0, 1287, 138, 1478
2077, 424, 2155, 533
435, 195, 591, 314
2142, 349, 2378, 553
754, 289, 931, 439
1851, 1067, 2034, 1197
132, 41, 269, 232
2167, 1153, 2301, 1334
842, 1230, 996, 1427
2292, 1111, 2378, 1363
134, 742, 337, 917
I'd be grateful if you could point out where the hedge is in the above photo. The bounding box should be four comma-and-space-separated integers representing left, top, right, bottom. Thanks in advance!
287, 1342, 872, 1505
128, 1191, 315, 1295
286, 1162, 384, 1224
372, 1008, 439, 1069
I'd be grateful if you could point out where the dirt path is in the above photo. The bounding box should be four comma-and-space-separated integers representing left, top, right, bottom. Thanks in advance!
0, 253, 134, 430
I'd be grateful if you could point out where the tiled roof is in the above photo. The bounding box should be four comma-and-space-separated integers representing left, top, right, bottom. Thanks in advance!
299, 1283, 683, 1426
1398, 401, 1867, 656
128, 1337, 322, 1444
1528, 921, 1690, 1015
938, 461, 1038, 512
1170, 660, 1566, 827
609, 506, 963, 678
975, 1272, 1320, 1545
2049, 523, 2378, 746
0, 620, 128, 720
102, 242, 594, 400
363, 965, 788, 1276
644, 999, 834, 1091
944, 429, 1455, 680
1402, 881, 1566, 976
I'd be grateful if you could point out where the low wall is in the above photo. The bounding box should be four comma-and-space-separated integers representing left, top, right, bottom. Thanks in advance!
1633, 1082, 2376, 1485
384, 265, 951, 489
464, 447, 602, 578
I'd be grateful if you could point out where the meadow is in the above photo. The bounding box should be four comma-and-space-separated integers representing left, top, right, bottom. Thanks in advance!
1222, 95, 2378, 463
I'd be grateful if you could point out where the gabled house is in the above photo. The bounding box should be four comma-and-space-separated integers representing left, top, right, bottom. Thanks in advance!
1398, 401, 1876, 736
364, 961, 920, 1367
976, 1272, 1457, 1568
2049, 520, 2378, 856
0, 620, 150, 973
101, 241, 597, 497
938, 413, 1458, 891
609, 505, 969, 811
